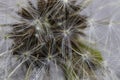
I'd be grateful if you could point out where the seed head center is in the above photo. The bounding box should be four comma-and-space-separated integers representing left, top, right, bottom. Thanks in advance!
63, 29, 70, 37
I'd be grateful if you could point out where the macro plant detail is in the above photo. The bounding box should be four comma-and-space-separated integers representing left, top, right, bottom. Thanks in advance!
1, 0, 119, 80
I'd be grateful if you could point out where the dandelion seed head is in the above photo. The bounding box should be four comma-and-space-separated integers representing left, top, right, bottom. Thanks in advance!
33, 19, 42, 30
82, 53, 90, 61
63, 29, 70, 37
46, 55, 53, 63
1, 0, 117, 80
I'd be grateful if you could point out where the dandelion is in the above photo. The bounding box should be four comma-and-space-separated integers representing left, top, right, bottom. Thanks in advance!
0, 0, 119, 80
